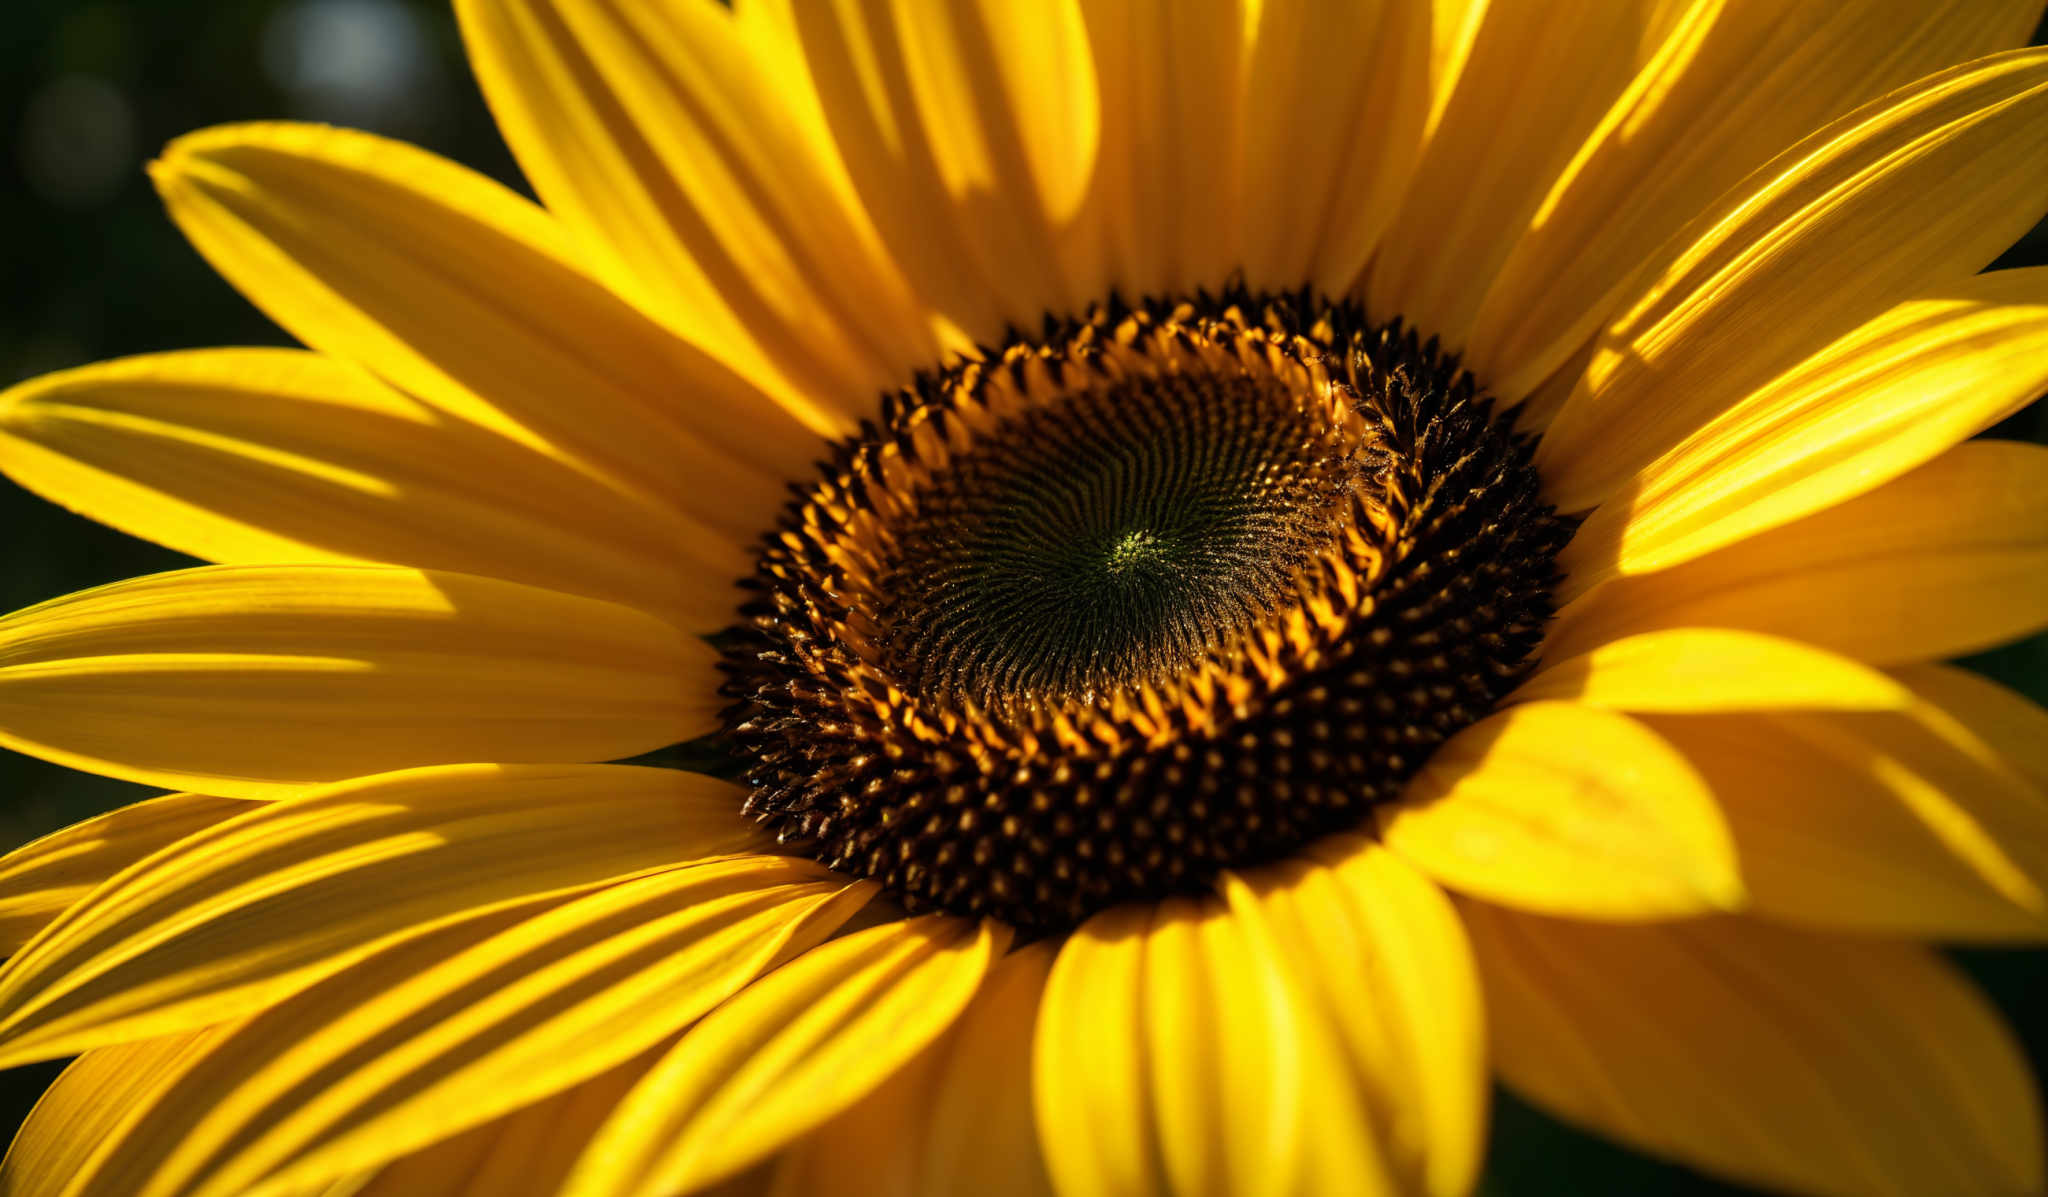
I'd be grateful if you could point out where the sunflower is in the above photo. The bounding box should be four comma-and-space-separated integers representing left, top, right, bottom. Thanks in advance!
1, 1, 2047, 1194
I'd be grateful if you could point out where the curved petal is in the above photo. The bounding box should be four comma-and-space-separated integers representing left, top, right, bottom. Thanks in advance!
565, 914, 1007, 1196
1035, 895, 1402, 1197
1519, 628, 1910, 711
0, 564, 714, 796
1648, 712, 2048, 940
1462, 903, 2046, 1197
1365, 0, 1688, 353
0, 349, 747, 626
153, 121, 825, 543
769, 943, 1057, 1197
1896, 662, 2048, 793
1, 1025, 237, 1196
59, 858, 868, 1197
1468, 0, 2042, 398
0, 763, 767, 1069
0, 792, 254, 955
1379, 702, 1742, 920
1234, 840, 1487, 1197
793, 0, 1099, 334
455, 0, 942, 415
1553, 442, 2048, 665
1560, 269, 2048, 601
1537, 48, 2048, 510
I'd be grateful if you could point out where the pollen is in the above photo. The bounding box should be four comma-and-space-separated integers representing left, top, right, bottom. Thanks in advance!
721, 289, 1571, 935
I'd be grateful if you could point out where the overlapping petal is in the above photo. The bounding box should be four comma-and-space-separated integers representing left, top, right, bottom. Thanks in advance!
1538, 48, 2048, 509
0, 349, 747, 626
1552, 442, 2048, 665
0, 565, 713, 796
1462, 903, 2045, 1196
0, 763, 767, 1068
1517, 628, 1910, 711
55, 858, 868, 1197
1379, 702, 1742, 920
566, 914, 1007, 1196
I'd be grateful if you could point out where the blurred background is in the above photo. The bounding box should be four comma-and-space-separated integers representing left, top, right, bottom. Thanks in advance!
2, 2, 2047, 1192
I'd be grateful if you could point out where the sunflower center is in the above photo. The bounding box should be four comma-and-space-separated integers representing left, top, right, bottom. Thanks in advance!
721, 291, 1570, 935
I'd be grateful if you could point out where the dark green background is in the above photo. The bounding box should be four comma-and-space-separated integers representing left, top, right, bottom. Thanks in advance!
2, 3, 2046, 1192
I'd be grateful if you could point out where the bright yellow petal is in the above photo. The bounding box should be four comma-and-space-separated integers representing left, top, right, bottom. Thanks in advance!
1468, 0, 2042, 398
66, 858, 867, 1197
345, 1048, 659, 1197
1238, 0, 1429, 295
1560, 269, 2048, 600
1896, 662, 2048, 794
565, 914, 1007, 1196
454, 0, 942, 415
153, 121, 823, 543
1236, 839, 1486, 1197
0, 791, 254, 955
1366, 0, 1689, 353
1463, 903, 2046, 1197
791, 0, 1099, 335
1036, 894, 1401, 1197
0, 564, 713, 796
0, 349, 746, 626
1380, 701, 1742, 919
1648, 711, 2048, 940
769, 943, 1057, 1197
1553, 442, 2048, 665
1, 1025, 236, 1195
1518, 628, 1910, 711
1537, 48, 2048, 510
0, 762, 768, 1069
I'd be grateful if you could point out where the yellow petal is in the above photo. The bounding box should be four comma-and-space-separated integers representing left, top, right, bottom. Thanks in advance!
1380, 701, 1742, 919
153, 122, 823, 543
1, 1025, 236, 1196
1037, 894, 1401, 1197
66, 858, 867, 1197
1519, 628, 1910, 711
1553, 442, 2048, 665
1462, 903, 2046, 1196
1648, 712, 2048, 940
1538, 49, 2048, 509
0, 564, 714, 796
0, 349, 746, 626
1075, 0, 1248, 295
1561, 269, 2048, 600
792, 0, 1099, 334
344, 1048, 660, 1197
0, 792, 254, 955
454, 0, 941, 415
1895, 662, 2048, 794
1469, 0, 2042, 398
1366, 1, 1689, 353
565, 913, 1007, 1196
770, 943, 1057, 1197
1236, 840, 1485, 1197
1238, 0, 1429, 294
0, 762, 768, 1068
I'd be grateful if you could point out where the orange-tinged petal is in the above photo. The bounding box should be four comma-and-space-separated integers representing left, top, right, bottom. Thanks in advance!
565, 914, 1007, 1196
1538, 49, 2048, 510
0, 564, 713, 797
0, 792, 254, 955
1552, 442, 2048, 665
1380, 702, 1742, 919
0, 763, 767, 1069
1463, 903, 2045, 1196
0, 349, 746, 626
1519, 628, 1910, 711
1896, 662, 2048, 794
153, 122, 823, 543
68, 859, 868, 1197
1469, 0, 2042, 398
